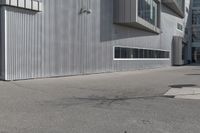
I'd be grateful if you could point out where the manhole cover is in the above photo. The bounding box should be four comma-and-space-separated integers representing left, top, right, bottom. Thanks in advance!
164, 87, 200, 100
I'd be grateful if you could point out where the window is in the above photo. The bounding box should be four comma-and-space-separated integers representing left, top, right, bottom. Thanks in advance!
138, 0, 158, 27
192, 10, 200, 42
114, 47, 170, 60
192, 47, 200, 63
133, 49, 139, 58
192, 10, 200, 25
177, 23, 183, 31
193, 0, 200, 8
192, 27, 200, 42
138, 49, 144, 58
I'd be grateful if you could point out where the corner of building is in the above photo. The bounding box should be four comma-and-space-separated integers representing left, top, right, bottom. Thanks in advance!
0, 6, 8, 80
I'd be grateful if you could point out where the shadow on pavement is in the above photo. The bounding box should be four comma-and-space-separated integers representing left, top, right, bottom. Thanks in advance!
169, 84, 197, 88
185, 74, 200, 76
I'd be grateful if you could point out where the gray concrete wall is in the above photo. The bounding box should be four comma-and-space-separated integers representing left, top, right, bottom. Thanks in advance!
172, 36, 184, 65
161, 0, 191, 64
2, 0, 190, 80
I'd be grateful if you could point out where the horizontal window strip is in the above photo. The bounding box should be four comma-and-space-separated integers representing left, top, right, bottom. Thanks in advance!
114, 47, 170, 60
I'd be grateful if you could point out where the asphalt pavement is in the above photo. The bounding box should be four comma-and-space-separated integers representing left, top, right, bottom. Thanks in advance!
0, 65, 200, 133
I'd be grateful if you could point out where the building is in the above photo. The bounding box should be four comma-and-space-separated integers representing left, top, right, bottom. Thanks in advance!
192, 0, 200, 63
0, 0, 191, 80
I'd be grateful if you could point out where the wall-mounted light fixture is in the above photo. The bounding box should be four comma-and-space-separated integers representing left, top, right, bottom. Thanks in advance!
80, 8, 92, 14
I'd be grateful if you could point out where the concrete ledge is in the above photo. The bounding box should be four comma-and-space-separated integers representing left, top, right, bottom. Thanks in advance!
115, 17, 160, 34
164, 87, 200, 100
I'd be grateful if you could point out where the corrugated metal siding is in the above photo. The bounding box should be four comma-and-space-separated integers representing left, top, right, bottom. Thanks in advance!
3, 0, 189, 80
6, 0, 85, 80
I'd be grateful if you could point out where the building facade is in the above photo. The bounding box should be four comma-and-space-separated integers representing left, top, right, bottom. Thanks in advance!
0, 0, 191, 80
192, 0, 200, 63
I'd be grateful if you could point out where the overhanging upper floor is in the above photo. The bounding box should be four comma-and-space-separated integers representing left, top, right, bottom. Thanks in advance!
113, 0, 161, 34
162, 0, 185, 18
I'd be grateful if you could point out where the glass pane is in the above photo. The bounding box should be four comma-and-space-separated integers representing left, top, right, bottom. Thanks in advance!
126, 48, 131, 58
144, 49, 148, 58
120, 48, 126, 58
138, 0, 158, 27
133, 49, 139, 58
139, 49, 144, 58
115, 47, 120, 58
